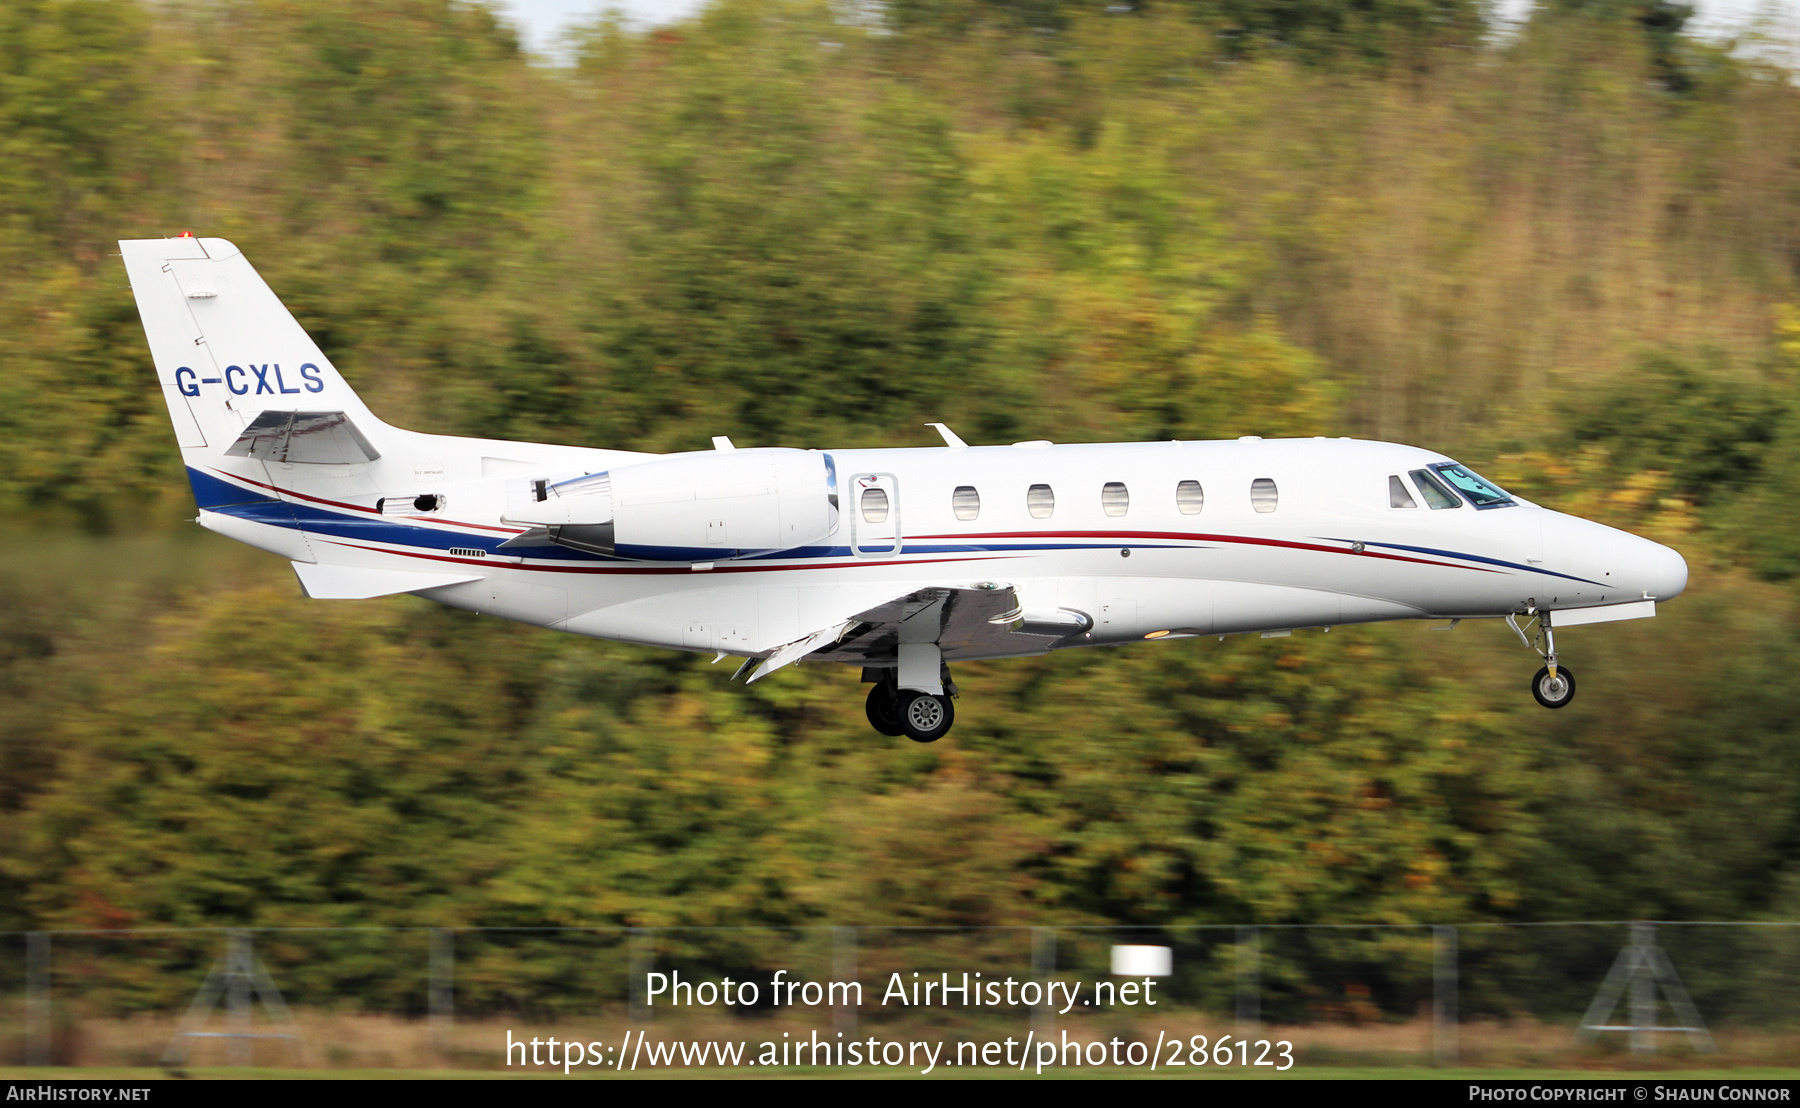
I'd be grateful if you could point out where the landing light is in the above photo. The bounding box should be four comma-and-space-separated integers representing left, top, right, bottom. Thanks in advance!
1144, 630, 1170, 639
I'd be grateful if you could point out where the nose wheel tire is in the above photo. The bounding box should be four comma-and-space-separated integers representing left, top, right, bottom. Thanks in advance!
865, 683, 906, 737
1532, 665, 1577, 709
899, 690, 955, 743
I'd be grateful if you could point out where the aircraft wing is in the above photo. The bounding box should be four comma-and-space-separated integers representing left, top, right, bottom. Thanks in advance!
743, 583, 1088, 682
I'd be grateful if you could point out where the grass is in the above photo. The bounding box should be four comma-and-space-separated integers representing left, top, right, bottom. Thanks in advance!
8, 1066, 1800, 1081
15, 1012, 1800, 1076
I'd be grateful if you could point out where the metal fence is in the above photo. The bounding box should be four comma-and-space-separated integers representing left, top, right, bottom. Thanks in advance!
6, 921, 1800, 1069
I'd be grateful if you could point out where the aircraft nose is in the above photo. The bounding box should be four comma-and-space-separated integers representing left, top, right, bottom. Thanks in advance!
1629, 536, 1688, 601
1544, 512, 1689, 603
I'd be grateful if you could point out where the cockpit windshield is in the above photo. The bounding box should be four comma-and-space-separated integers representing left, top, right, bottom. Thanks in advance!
1430, 463, 1515, 509
1409, 469, 1462, 510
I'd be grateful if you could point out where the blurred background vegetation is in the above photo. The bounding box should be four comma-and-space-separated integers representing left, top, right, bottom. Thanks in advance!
2, 0, 1800, 963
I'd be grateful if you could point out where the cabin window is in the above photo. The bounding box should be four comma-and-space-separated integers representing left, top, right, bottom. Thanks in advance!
861, 486, 890, 523
1101, 482, 1129, 517
1409, 468, 1461, 510
1388, 475, 1418, 509
1027, 483, 1055, 519
1250, 477, 1278, 513
1430, 463, 1516, 509
952, 485, 981, 521
1176, 479, 1204, 515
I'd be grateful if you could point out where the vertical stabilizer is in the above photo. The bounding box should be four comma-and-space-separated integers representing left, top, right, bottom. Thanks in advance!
118, 236, 391, 470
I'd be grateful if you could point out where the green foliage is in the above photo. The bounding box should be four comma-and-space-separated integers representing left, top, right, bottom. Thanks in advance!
1561, 348, 1784, 505
1535, 0, 1700, 92
0, 0, 167, 247
573, 6, 1003, 449
2, 548, 1541, 938
884, 0, 1486, 65
1189, 0, 1487, 61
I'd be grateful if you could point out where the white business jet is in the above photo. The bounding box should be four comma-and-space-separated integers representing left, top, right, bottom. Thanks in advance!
121, 236, 1687, 742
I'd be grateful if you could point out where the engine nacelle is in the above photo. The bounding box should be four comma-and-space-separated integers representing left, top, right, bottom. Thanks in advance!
504, 448, 838, 561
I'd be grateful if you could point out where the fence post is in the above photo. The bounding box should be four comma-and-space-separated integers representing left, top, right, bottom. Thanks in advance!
628, 929, 652, 1025
225, 930, 253, 1066
1235, 926, 1260, 1035
1630, 922, 1655, 1056
429, 929, 454, 1054
1434, 925, 1458, 1066
1031, 928, 1056, 1037
25, 932, 49, 1067
832, 927, 858, 1037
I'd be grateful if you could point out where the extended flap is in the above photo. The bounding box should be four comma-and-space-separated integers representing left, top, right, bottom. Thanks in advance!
739, 582, 1031, 674
746, 620, 857, 683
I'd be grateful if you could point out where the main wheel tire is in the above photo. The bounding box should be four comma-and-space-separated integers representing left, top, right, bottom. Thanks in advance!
1531, 665, 1577, 709
899, 690, 955, 743
865, 683, 906, 737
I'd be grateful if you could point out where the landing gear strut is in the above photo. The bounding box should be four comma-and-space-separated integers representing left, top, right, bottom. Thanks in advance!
1508, 606, 1576, 710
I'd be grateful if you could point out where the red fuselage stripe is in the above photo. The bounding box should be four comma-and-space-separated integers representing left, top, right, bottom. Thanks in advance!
911, 530, 1500, 573
217, 470, 1499, 577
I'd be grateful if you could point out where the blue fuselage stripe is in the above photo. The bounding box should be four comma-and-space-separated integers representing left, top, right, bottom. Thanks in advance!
186, 467, 278, 510
1361, 540, 1606, 587
196, 469, 1595, 583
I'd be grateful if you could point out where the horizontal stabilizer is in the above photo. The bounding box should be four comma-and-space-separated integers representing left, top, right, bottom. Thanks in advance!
292, 561, 481, 600
226, 410, 379, 464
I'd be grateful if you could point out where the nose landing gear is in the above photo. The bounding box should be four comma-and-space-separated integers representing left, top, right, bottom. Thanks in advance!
1532, 665, 1577, 709
1508, 606, 1577, 710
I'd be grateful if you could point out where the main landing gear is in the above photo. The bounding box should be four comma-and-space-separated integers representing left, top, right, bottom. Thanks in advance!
865, 671, 956, 743
1507, 606, 1576, 710
865, 683, 905, 737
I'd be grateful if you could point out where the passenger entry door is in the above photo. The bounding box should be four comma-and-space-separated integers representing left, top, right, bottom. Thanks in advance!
850, 473, 901, 557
